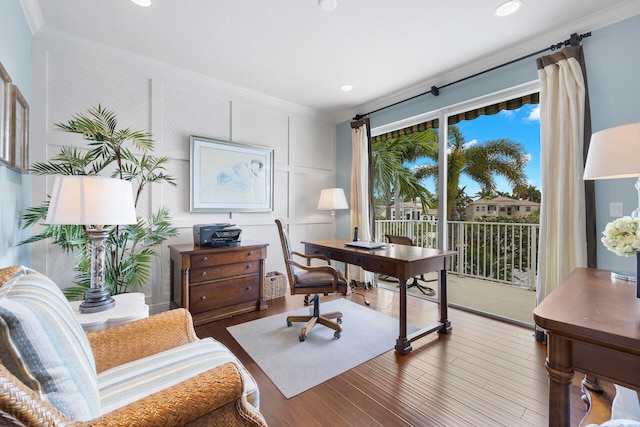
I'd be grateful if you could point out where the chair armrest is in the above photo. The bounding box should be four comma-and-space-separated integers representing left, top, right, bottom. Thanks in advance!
87, 308, 198, 372
0, 364, 75, 426
291, 250, 331, 265
580, 383, 614, 427
87, 362, 266, 427
286, 259, 340, 292
1, 363, 267, 427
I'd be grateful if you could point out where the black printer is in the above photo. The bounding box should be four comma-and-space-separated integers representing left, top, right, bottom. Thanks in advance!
193, 223, 242, 247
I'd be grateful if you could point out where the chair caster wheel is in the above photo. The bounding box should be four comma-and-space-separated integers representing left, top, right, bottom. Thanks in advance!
299, 335, 306, 342
334, 332, 341, 339
287, 322, 292, 327
337, 317, 342, 324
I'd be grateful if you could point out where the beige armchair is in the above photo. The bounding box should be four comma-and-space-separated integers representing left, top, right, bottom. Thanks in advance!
0, 267, 267, 426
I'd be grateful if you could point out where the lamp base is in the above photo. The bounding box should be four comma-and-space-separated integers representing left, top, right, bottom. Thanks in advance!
79, 287, 116, 313
611, 271, 637, 283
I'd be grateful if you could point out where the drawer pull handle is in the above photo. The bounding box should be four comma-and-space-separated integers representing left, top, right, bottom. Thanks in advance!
246, 264, 252, 269
200, 271, 207, 276
246, 287, 252, 291
200, 295, 207, 301
202, 256, 208, 261
248, 251, 254, 256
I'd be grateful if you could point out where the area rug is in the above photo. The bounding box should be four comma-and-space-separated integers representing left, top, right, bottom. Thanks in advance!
227, 298, 414, 399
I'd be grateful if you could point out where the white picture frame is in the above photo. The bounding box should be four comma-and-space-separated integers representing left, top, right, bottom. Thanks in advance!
190, 136, 274, 212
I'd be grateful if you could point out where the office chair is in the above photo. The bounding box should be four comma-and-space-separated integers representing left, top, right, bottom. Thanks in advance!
275, 218, 349, 341
385, 234, 436, 296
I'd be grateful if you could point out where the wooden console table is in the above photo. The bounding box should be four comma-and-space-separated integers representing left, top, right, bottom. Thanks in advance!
302, 238, 456, 354
169, 241, 268, 325
533, 268, 640, 426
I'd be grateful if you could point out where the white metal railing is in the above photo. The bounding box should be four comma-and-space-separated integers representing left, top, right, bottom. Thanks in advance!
375, 219, 539, 290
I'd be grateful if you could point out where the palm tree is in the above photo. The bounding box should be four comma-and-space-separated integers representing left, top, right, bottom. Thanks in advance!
372, 130, 437, 219
20, 105, 178, 299
414, 125, 528, 220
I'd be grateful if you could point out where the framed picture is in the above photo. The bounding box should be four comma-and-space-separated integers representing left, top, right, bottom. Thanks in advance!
190, 136, 274, 212
0, 62, 11, 165
10, 84, 29, 172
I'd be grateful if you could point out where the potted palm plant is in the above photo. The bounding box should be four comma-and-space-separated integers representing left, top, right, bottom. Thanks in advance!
20, 105, 178, 299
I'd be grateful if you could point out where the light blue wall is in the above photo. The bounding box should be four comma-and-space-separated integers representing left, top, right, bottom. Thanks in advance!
583, 14, 640, 272
0, 0, 32, 267
336, 13, 640, 272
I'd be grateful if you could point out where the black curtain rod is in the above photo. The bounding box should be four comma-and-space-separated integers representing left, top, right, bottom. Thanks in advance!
352, 31, 591, 121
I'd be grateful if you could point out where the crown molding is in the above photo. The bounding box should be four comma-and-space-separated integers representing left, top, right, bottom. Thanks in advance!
19, 0, 43, 35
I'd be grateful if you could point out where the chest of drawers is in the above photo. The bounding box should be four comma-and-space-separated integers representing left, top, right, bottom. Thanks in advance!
169, 241, 268, 325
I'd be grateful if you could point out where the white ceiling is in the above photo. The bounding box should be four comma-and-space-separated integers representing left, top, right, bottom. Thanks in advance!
22, 0, 640, 121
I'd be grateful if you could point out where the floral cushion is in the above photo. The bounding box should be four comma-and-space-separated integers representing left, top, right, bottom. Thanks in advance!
0, 268, 100, 421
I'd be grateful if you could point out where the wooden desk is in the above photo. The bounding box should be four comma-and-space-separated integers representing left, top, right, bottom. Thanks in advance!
533, 268, 640, 427
302, 238, 456, 354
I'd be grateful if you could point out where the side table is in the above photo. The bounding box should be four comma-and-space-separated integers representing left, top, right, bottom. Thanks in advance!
70, 292, 150, 332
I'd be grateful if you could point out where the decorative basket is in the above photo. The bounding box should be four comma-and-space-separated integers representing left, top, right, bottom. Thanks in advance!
264, 271, 288, 300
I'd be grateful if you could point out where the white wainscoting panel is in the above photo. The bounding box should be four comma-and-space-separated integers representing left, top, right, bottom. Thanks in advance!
290, 171, 336, 223
290, 114, 335, 171
46, 53, 151, 135
231, 102, 289, 167
160, 83, 231, 152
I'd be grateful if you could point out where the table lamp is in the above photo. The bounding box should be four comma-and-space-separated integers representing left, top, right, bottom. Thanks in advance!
584, 123, 640, 215
317, 188, 349, 237
46, 176, 137, 312
584, 122, 640, 286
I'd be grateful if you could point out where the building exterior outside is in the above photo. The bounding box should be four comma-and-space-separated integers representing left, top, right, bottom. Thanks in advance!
465, 196, 540, 219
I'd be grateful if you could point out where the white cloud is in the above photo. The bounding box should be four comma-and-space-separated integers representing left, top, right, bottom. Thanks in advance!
500, 110, 515, 119
463, 139, 478, 149
525, 105, 540, 122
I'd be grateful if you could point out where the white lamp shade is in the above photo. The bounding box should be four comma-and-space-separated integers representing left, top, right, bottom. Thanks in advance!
584, 123, 640, 180
46, 176, 137, 225
317, 188, 349, 210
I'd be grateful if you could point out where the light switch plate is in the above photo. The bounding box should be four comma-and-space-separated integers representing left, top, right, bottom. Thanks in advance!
610, 202, 623, 217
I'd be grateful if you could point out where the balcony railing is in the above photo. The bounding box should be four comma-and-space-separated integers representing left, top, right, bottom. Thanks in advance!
375, 219, 540, 290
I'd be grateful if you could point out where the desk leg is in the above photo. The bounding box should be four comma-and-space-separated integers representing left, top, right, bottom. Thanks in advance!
395, 278, 412, 354
545, 334, 574, 427
438, 269, 452, 334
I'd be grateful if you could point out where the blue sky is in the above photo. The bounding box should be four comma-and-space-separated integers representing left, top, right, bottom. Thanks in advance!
415, 103, 541, 199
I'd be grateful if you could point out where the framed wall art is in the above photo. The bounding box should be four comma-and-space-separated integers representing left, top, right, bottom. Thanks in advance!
0, 62, 11, 165
190, 136, 274, 212
10, 84, 29, 172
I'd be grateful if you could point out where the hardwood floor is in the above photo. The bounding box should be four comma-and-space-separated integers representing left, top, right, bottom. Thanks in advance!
195, 287, 590, 426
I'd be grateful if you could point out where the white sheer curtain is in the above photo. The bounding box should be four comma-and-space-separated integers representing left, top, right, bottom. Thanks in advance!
536, 45, 589, 304
350, 120, 375, 286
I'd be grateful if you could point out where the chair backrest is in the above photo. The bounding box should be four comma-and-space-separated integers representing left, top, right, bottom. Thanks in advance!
275, 219, 296, 294
0, 267, 101, 421
385, 234, 414, 247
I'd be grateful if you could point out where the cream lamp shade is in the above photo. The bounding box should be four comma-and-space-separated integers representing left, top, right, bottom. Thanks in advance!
45, 175, 137, 313
46, 175, 137, 226
317, 188, 349, 211
583, 123, 640, 290
583, 123, 640, 181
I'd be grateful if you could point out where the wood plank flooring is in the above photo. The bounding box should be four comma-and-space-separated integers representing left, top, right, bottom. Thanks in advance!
195, 287, 591, 427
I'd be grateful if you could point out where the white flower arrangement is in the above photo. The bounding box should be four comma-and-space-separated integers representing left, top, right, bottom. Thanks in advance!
601, 216, 640, 257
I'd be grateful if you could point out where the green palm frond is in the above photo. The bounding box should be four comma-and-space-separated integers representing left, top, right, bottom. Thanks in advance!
21, 105, 178, 298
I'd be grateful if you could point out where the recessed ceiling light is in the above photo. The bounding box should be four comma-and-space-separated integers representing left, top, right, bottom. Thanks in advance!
340, 84, 353, 92
494, 0, 522, 17
131, 0, 151, 7
318, 0, 337, 12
